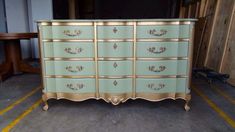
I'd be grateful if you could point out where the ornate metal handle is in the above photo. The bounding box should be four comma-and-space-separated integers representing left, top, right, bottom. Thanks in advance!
113, 43, 118, 50
65, 66, 84, 72
113, 62, 118, 68
63, 30, 81, 37
66, 83, 84, 90
113, 27, 118, 33
148, 66, 166, 72
64, 47, 83, 54
113, 80, 118, 86
147, 47, 166, 54
149, 29, 167, 36
147, 83, 165, 91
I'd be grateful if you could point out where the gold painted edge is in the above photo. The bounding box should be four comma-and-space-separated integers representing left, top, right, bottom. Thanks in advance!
137, 21, 191, 25
99, 76, 133, 79
43, 92, 190, 105
136, 75, 188, 78
94, 22, 99, 98
42, 39, 94, 42
137, 38, 189, 42
44, 75, 95, 78
44, 58, 95, 61
137, 57, 188, 60
96, 22, 134, 26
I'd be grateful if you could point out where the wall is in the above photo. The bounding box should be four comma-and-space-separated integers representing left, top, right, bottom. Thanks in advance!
4, 0, 30, 59
0, 0, 6, 63
27, 0, 53, 58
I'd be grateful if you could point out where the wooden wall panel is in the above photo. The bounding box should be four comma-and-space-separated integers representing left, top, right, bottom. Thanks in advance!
196, 0, 217, 68
220, 4, 235, 85
205, 0, 235, 71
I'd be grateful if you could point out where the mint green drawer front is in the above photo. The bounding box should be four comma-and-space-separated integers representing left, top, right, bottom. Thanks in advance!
136, 60, 188, 75
137, 42, 188, 57
45, 78, 95, 93
98, 42, 133, 57
45, 61, 95, 76
44, 42, 94, 58
136, 78, 187, 93
137, 25, 190, 38
99, 78, 132, 93
98, 61, 132, 76
41, 26, 52, 39
97, 26, 133, 39
42, 26, 93, 39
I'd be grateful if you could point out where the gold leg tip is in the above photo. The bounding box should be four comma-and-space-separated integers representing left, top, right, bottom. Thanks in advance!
184, 104, 190, 111
43, 104, 49, 111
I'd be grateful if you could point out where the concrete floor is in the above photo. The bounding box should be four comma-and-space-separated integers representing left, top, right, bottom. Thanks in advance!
0, 74, 235, 132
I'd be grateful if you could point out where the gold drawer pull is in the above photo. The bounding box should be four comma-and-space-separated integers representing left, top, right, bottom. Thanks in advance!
66, 83, 84, 90
113, 27, 118, 33
113, 62, 118, 68
113, 80, 118, 86
65, 66, 84, 72
113, 43, 118, 50
64, 47, 83, 54
148, 66, 166, 72
63, 30, 81, 37
149, 29, 167, 36
147, 47, 166, 54
147, 83, 165, 91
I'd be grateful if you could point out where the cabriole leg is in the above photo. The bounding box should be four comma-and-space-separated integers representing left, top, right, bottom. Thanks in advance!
42, 94, 49, 111
184, 99, 190, 111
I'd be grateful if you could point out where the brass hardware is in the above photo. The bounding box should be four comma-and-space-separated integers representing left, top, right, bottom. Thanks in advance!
113, 27, 118, 33
63, 30, 81, 37
113, 62, 118, 68
113, 43, 118, 50
65, 66, 84, 72
66, 83, 84, 90
149, 29, 167, 36
148, 66, 166, 72
147, 47, 166, 54
64, 47, 83, 54
113, 80, 118, 86
147, 83, 165, 91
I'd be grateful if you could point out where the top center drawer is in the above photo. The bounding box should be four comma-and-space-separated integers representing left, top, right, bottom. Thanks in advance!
97, 26, 133, 39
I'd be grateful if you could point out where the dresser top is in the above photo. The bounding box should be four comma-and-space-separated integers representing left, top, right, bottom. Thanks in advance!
37, 19, 197, 23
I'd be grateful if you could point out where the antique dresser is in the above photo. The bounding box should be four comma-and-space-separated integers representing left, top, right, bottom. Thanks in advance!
37, 19, 196, 111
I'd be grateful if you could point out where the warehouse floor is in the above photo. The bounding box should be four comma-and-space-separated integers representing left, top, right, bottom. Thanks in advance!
0, 74, 235, 132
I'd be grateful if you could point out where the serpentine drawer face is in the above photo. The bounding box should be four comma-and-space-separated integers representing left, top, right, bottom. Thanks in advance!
136, 42, 188, 57
41, 25, 94, 39
38, 19, 195, 107
137, 25, 190, 38
44, 42, 94, 58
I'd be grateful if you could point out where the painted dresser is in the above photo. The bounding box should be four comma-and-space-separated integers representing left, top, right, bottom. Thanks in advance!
37, 19, 196, 111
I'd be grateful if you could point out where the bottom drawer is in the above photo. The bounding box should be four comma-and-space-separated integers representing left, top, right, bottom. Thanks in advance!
136, 78, 188, 93
45, 78, 96, 93
99, 78, 132, 93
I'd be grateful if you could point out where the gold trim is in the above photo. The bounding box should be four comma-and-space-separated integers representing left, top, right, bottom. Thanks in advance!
137, 38, 189, 42
137, 21, 191, 25
43, 92, 190, 105
94, 22, 99, 98
97, 39, 133, 42
136, 75, 188, 78
44, 75, 95, 78
99, 76, 133, 79
44, 58, 95, 61
133, 22, 137, 98
96, 22, 134, 26
137, 57, 188, 60
52, 22, 93, 26
98, 58, 133, 61
42, 39, 94, 42
135, 93, 191, 101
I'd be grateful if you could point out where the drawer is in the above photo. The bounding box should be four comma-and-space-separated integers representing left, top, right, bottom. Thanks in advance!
136, 42, 188, 57
45, 61, 95, 76
98, 42, 133, 57
41, 26, 93, 39
136, 60, 188, 76
99, 78, 132, 93
136, 78, 187, 93
97, 26, 133, 39
136, 25, 190, 39
98, 61, 132, 76
44, 42, 94, 58
45, 78, 96, 93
